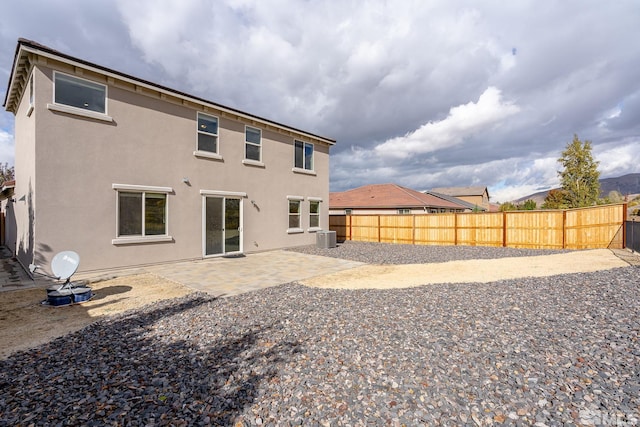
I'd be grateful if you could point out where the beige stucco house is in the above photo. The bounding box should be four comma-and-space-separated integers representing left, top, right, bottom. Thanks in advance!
429, 186, 490, 211
329, 184, 469, 215
2, 39, 334, 274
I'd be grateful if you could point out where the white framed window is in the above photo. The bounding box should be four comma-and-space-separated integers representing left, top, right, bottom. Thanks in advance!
244, 126, 262, 162
308, 198, 321, 231
397, 209, 411, 215
345, 209, 352, 215
194, 112, 221, 159
293, 140, 314, 173
54, 72, 106, 113
287, 196, 304, 233
112, 184, 173, 244
48, 71, 111, 122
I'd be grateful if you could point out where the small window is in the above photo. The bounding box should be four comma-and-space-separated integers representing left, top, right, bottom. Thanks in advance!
29, 74, 34, 106
294, 140, 314, 170
197, 113, 218, 154
245, 126, 262, 162
309, 200, 320, 228
345, 209, 352, 215
118, 191, 167, 237
27, 74, 34, 116
289, 200, 301, 229
397, 209, 411, 215
54, 72, 106, 114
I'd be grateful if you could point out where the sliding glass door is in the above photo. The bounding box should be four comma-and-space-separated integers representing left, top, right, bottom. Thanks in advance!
204, 196, 242, 256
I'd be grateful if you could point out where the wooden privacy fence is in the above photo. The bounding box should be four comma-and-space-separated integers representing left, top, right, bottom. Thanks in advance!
329, 204, 626, 250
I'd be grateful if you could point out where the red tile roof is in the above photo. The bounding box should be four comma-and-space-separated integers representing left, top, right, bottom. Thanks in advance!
330, 184, 465, 209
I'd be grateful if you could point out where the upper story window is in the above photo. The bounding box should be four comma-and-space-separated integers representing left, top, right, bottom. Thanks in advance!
54, 72, 106, 114
197, 113, 219, 153
245, 126, 262, 162
294, 140, 314, 171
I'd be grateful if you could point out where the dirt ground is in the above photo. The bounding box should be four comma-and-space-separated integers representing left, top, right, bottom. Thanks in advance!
300, 249, 631, 289
1, 249, 634, 360
0, 273, 192, 359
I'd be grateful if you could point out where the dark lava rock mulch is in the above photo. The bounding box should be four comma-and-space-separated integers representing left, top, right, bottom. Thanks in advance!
1, 243, 639, 425
288, 240, 570, 264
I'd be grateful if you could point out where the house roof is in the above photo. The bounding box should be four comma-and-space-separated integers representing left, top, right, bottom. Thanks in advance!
430, 186, 489, 198
0, 180, 15, 201
3, 38, 335, 146
330, 184, 466, 210
424, 190, 486, 211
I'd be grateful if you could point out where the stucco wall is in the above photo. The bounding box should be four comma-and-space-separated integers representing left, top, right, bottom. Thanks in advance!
25, 61, 331, 272
10, 67, 38, 271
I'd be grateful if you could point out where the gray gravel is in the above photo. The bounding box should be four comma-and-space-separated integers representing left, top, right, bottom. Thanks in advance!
288, 240, 570, 264
1, 243, 639, 426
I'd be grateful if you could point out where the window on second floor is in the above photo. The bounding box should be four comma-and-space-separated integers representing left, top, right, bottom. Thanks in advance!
245, 126, 262, 162
197, 113, 219, 154
54, 72, 106, 114
294, 140, 314, 171
27, 74, 34, 116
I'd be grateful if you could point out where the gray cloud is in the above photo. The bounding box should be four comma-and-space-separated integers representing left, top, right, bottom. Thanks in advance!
1, 0, 639, 202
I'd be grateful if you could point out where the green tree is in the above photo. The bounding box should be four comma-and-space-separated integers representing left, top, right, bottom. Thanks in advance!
557, 134, 600, 208
605, 190, 623, 203
542, 189, 569, 209
499, 202, 517, 212
519, 199, 537, 210
0, 163, 14, 186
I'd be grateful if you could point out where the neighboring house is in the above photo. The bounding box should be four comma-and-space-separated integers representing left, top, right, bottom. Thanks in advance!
429, 186, 490, 211
329, 183, 469, 215
2, 39, 335, 273
423, 190, 487, 212
0, 180, 16, 247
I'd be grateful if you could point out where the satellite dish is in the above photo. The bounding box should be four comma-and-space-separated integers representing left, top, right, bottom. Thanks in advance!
50, 251, 80, 281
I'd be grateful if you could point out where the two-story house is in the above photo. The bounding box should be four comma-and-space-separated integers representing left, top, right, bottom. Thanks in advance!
2, 39, 334, 273
429, 186, 490, 212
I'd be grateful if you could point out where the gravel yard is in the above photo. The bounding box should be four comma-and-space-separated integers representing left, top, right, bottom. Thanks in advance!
1, 243, 639, 426
288, 241, 570, 264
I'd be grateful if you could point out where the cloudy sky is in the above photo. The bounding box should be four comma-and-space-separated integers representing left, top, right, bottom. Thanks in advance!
1, 1, 639, 202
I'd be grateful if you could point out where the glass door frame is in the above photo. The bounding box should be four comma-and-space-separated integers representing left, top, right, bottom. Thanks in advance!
201, 190, 245, 258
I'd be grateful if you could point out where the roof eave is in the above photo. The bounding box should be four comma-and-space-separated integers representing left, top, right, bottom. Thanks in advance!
4, 39, 336, 146
3, 43, 32, 113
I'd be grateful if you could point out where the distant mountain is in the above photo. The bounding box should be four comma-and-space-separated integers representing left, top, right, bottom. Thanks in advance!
515, 173, 640, 204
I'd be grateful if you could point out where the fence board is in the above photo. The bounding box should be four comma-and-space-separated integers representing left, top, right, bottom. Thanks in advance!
329, 204, 626, 250
506, 211, 564, 249
414, 214, 456, 245
379, 215, 414, 244
564, 204, 624, 249
456, 212, 503, 246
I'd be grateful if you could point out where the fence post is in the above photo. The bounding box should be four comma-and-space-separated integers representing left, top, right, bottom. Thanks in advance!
502, 211, 507, 247
454, 213, 458, 246
378, 215, 381, 242
623, 203, 627, 249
